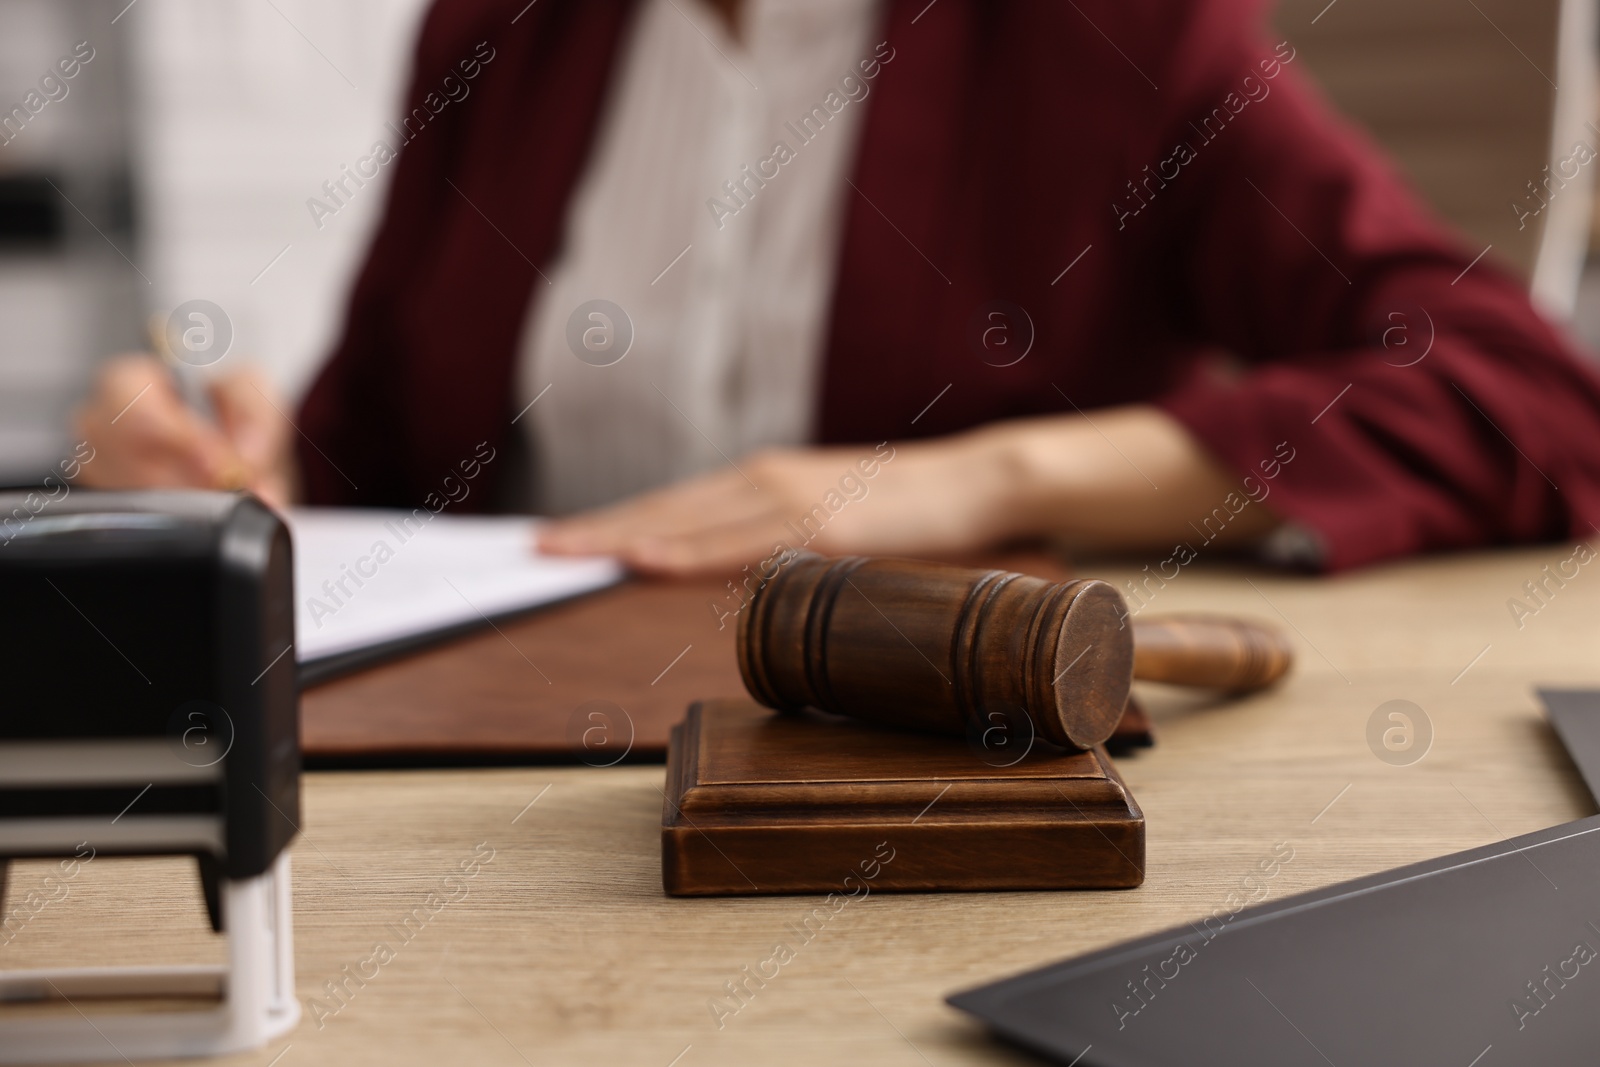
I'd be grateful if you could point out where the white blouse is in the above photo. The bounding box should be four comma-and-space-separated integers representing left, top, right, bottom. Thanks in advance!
514, 0, 882, 514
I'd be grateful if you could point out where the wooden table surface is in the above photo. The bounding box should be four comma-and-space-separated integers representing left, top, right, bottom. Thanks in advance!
5, 545, 1599, 1066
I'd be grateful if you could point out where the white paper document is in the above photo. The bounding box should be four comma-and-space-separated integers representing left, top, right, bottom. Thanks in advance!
286, 508, 623, 663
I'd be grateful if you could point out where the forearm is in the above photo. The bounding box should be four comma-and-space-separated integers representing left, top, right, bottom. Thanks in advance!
969, 405, 1280, 553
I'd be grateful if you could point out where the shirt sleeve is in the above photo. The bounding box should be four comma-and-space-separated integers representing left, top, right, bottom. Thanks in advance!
1144, 9, 1600, 571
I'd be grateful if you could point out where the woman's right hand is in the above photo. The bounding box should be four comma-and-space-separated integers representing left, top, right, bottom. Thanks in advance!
71, 354, 297, 510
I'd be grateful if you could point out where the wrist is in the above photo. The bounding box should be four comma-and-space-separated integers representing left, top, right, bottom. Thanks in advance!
955, 421, 1071, 544
967, 406, 1195, 549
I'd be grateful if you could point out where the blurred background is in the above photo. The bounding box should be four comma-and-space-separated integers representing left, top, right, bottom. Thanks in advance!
1, 0, 1598, 487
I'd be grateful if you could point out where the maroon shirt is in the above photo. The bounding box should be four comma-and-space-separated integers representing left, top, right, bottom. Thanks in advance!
299, 0, 1600, 570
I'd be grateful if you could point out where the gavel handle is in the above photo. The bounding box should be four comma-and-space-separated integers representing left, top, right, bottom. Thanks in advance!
1131, 614, 1294, 691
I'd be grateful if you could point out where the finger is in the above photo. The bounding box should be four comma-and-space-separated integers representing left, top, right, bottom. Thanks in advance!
541, 493, 771, 554
563, 466, 760, 531
76, 355, 239, 489
249, 471, 293, 512
208, 368, 288, 470
540, 470, 768, 553
74, 361, 171, 478
121, 399, 241, 488
208, 368, 294, 497
619, 516, 794, 576
91, 355, 178, 429
72, 404, 223, 491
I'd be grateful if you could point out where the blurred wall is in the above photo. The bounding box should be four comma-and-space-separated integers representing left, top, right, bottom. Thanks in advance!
0, 0, 428, 483
0, 0, 140, 482
1271, 0, 1595, 316
126, 0, 430, 399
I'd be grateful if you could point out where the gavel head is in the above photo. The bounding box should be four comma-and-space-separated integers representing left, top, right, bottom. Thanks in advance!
737, 554, 1134, 750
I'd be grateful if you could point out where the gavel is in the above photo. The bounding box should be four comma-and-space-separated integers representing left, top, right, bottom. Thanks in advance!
737, 555, 1293, 750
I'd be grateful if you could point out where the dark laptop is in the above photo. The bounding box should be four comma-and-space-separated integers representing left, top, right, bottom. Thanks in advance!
948, 689, 1600, 1066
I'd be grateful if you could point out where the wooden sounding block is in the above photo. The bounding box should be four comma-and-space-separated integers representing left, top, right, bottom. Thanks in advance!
662, 700, 1144, 896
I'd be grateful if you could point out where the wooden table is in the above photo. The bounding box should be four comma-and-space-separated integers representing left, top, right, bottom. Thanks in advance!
4, 546, 1598, 1065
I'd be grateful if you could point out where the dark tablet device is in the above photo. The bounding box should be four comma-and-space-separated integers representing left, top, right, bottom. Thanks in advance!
949, 690, 1600, 1067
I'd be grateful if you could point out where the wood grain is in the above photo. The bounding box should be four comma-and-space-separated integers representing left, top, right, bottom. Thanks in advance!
737, 555, 1134, 750
661, 701, 1143, 895
8, 545, 1598, 1065
1132, 614, 1295, 691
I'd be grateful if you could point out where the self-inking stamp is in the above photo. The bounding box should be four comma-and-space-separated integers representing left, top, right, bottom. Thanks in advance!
0, 490, 300, 1061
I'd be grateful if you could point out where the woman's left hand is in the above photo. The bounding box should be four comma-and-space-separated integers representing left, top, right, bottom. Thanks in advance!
536, 435, 1021, 575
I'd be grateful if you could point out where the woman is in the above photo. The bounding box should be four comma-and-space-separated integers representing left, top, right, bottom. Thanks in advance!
75, 0, 1600, 574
